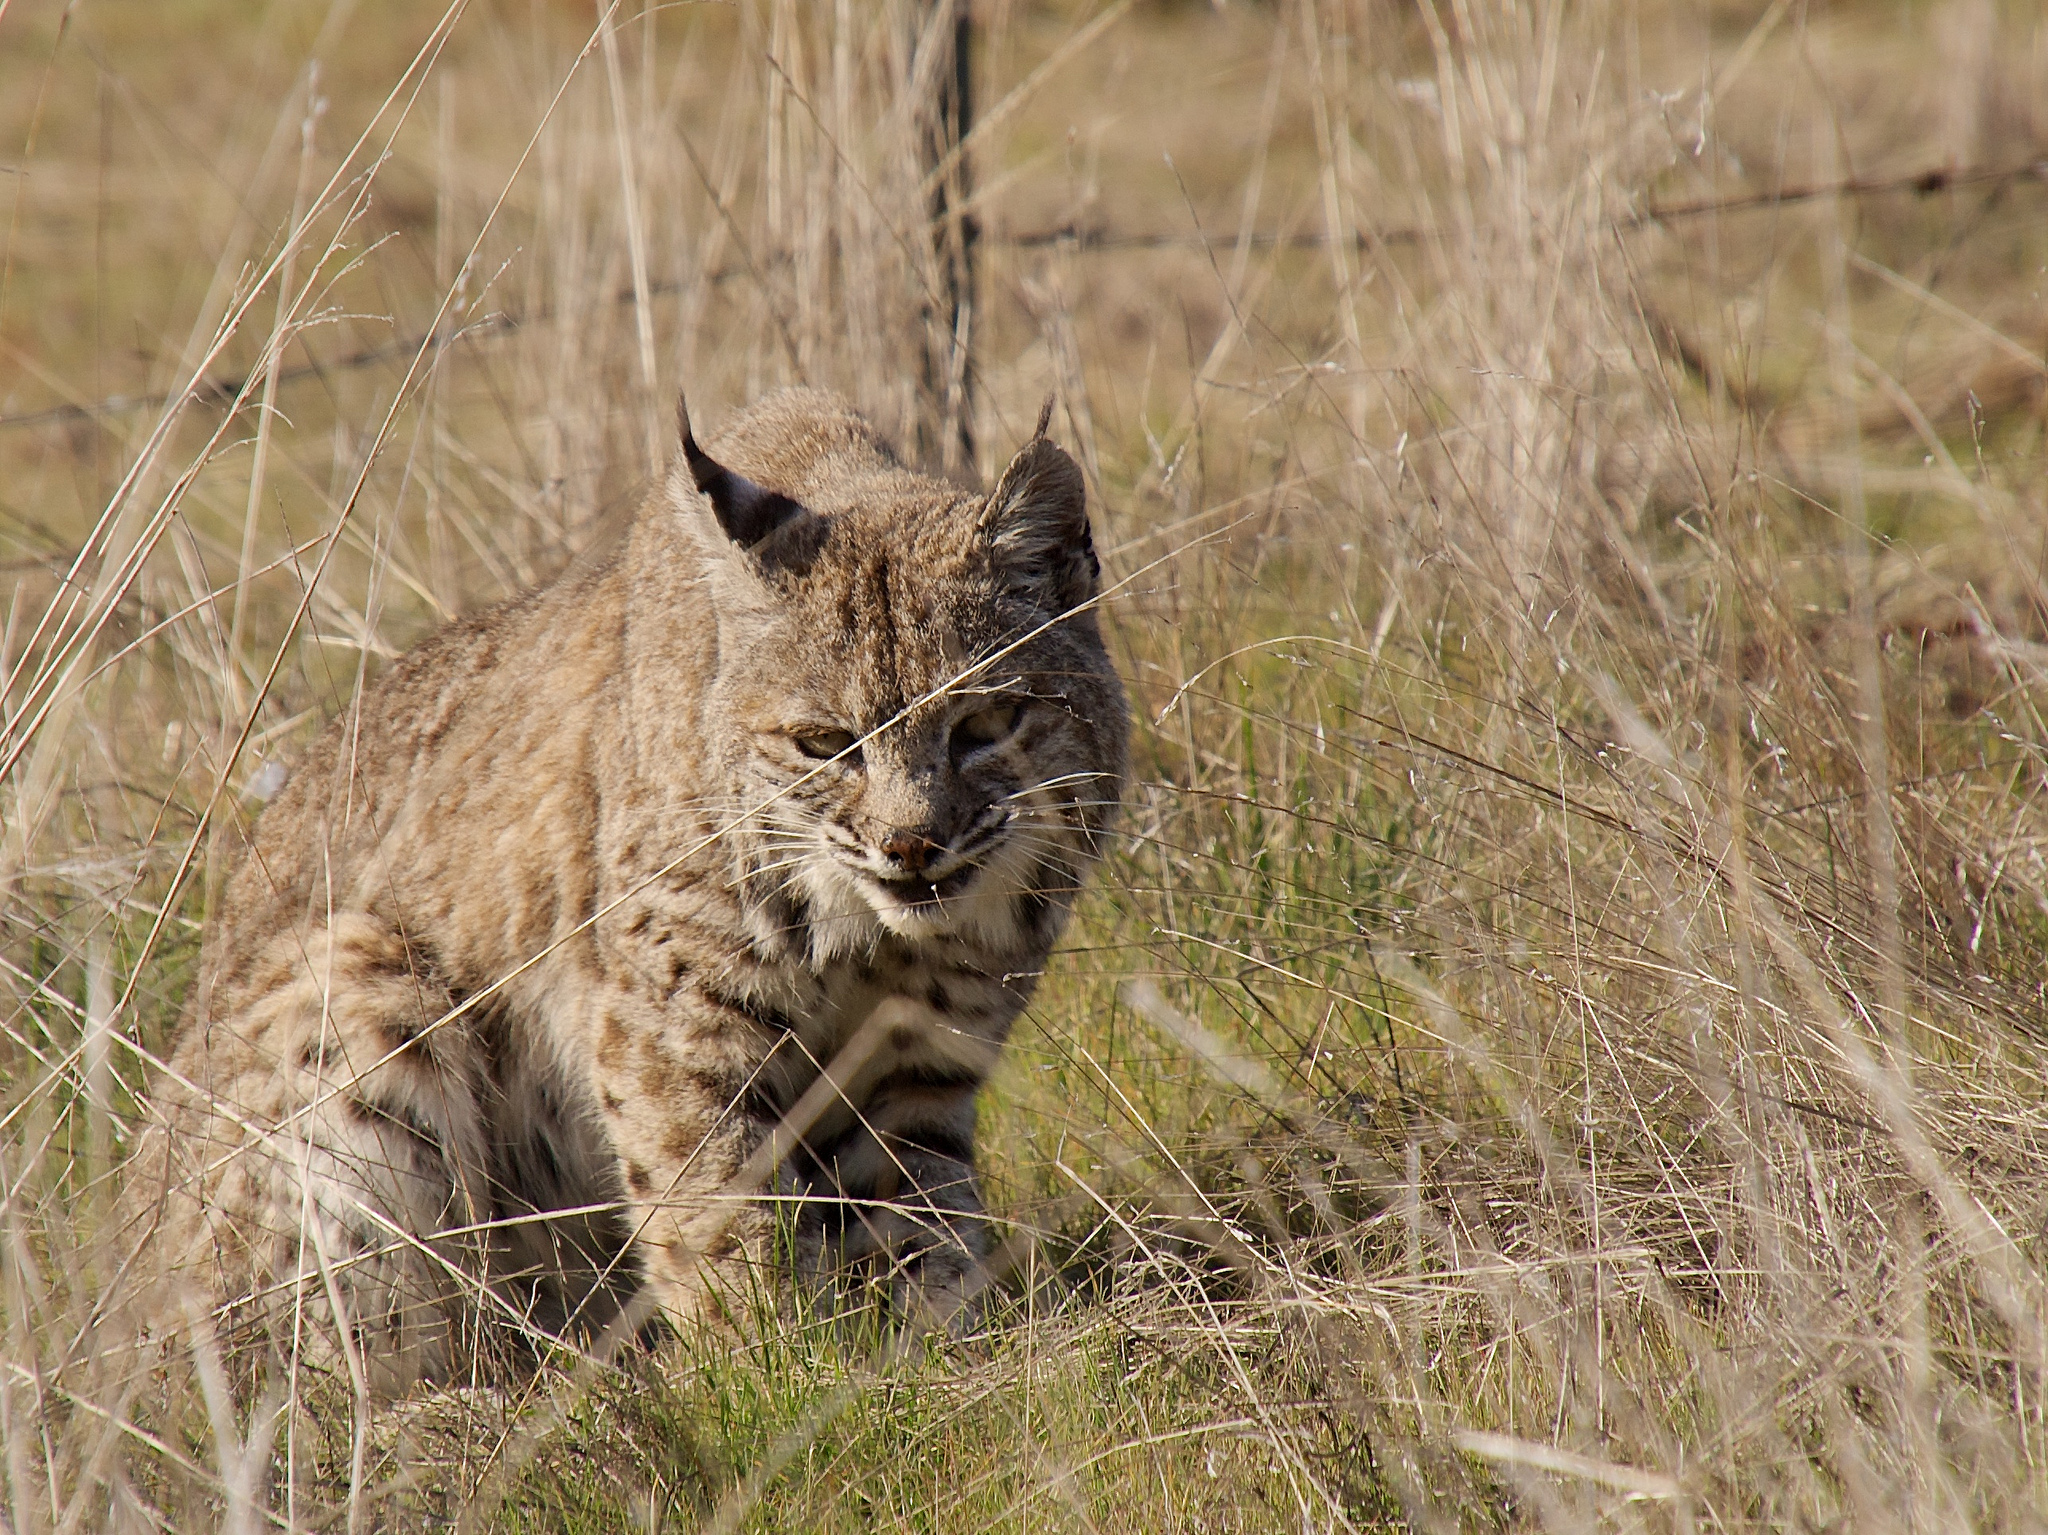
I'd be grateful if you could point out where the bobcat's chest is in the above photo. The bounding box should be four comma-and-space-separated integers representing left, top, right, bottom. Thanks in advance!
757, 951, 1011, 1138
803, 955, 1006, 1079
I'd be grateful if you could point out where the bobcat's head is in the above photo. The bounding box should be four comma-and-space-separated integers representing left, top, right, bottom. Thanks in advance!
667, 389, 1127, 962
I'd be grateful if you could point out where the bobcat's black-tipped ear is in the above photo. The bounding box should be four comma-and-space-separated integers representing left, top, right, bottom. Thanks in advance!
676, 393, 804, 549
978, 429, 1098, 615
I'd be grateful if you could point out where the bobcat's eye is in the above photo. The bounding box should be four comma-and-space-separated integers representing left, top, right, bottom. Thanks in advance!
794, 728, 860, 763
951, 702, 1019, 758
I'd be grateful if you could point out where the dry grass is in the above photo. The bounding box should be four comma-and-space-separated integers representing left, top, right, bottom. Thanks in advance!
6, 0, 2048, 1528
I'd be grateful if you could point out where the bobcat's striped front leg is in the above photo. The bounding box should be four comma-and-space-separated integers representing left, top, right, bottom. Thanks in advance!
807, 1066, 989, 1318
585, 983, 792, 1323
788, 986, 1012, 1322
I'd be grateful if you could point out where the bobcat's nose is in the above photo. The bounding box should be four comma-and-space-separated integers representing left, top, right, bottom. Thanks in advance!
877, 828, 943, 879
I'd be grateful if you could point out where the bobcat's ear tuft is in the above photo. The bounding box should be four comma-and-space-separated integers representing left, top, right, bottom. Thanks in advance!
978, 433, 1098, 614
676, 393, 805, 549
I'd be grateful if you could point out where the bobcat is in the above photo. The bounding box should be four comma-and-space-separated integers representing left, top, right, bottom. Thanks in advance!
127, 388, 1128, 1388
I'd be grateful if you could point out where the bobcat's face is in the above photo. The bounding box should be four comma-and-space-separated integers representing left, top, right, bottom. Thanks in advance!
680, 404, 1127, 961
737, 634, 1100, 952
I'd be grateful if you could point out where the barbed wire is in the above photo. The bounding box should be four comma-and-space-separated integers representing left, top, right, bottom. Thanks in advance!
1012, 159, 2048, 249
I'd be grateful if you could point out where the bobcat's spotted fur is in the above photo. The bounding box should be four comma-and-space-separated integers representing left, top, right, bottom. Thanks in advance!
128, 388, 1127, 1386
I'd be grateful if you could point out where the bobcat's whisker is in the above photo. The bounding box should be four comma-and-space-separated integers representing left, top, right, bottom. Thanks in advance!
999, 771, 1109, 800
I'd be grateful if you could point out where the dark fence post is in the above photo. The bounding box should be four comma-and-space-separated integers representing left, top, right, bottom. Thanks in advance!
920, 0, 976, 472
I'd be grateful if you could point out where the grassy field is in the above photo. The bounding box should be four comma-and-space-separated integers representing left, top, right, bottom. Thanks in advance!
6, 0, 2048, 1528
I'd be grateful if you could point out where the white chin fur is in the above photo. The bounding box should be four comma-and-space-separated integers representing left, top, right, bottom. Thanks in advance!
798, 838, 1036, 954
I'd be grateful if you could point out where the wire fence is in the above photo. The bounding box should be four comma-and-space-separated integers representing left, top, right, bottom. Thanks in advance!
5, 157, 2041, 439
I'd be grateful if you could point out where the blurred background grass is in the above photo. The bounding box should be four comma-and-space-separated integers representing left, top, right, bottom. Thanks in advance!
5, 0, 2048, 1529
